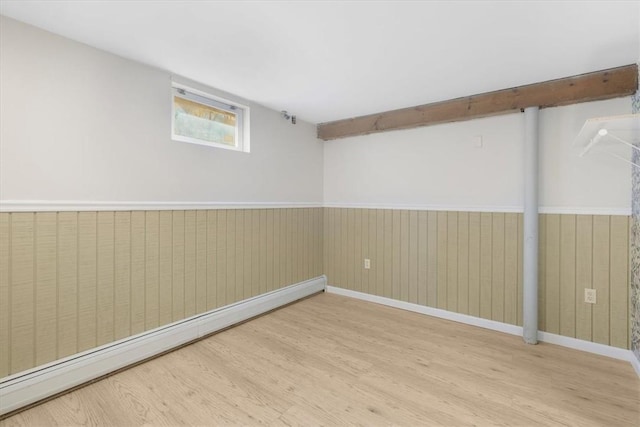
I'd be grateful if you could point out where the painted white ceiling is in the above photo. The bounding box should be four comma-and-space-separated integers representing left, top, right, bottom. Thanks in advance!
1, 1, 638, 124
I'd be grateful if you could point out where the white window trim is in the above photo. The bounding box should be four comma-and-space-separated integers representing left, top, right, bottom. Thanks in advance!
171, 82, 251, 153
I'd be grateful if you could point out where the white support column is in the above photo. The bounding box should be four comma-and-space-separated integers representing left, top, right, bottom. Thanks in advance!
523, 106, 539, 344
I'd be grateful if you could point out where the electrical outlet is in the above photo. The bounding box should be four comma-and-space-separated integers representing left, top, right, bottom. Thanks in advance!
584, 288, 596, 304
364, 259, 371, 269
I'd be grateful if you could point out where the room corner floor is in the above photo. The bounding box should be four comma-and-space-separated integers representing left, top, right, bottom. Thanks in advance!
1, 292, 638, 426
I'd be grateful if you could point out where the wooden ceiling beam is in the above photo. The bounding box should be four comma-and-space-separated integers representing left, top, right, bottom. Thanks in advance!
317, 64, 638, 141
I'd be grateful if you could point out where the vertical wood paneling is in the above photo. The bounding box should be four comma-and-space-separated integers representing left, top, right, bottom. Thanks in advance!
77, 212, 97, 352
383, 210, 393, 298
446, 212, 458, 312
297, 209, 303, 284
4, 207, 632, 376
468, 212, 481, 318
145, 211, 159, 329
479, 212, 492, 319
375, 210, 384, 296
2, 208, 324, 375
400, 210, 409, 302
248, 210, 257, 299
273, 209, 282, 289
491, 213, 504, 322
369, 209, 385, 295
318, 208, 324, 278
10, 213, 35, 373
417, 211, 428, 306
130, 212, 145, 335
57, 212, 78, 359
96, 212, 115, 346
457, 212, 469, 315
114, 212, 132, 340
391, 210, 401, 300
609, 216, 628, 348
347, 209, 355, 291
324, 208, 630, 349
260, 210, 268, 295
559, 215, 576, 338
504, 213, 518, 326
302, 209, 308, 283
427, 211, 438, 307
35, 212, 57, 366
592, 215, 610, 345
436, 211, 448, 309
195, 211, 207, 314
354, 209, 362, 293
226, 210, 236, 306
158, 211, 173, 326
216, 210, 227, 308
0, 214, 9, 376
324, 208, 332, 285
206, 210, 217, 311
266, 209, 274, 292
544, 214, 560, 334
286, 209, 293, 286
362, 209, 370, 295
408, 211, 418, 304
171, 211, 185, 321
575, 215, 593, 341
184, 211, 196, 317
538, 216, 547, 331
517, 214, 524, 327
236, 209, 250, 301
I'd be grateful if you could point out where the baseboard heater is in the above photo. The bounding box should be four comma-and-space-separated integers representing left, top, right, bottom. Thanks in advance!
0, 276, 327, 416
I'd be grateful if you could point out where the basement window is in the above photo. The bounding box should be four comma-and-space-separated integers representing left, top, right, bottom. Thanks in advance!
171, 83, 250, 152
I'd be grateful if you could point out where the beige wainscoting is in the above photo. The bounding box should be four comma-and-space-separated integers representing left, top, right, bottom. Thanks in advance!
323, 208, 630, 349
0, 208, 324, 377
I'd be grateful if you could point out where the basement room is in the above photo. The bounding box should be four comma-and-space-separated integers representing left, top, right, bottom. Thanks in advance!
0, 1, 639, 425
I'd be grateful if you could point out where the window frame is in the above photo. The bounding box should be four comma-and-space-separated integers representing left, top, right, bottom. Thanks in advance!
171, 82, 250, 152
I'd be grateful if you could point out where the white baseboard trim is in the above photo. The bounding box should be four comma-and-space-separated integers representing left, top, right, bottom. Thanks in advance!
326, 286, 523, 336
322, 203, 630, 216
0, 276, 326, 416
630, 353, 640, 378
326, 286, 639, 376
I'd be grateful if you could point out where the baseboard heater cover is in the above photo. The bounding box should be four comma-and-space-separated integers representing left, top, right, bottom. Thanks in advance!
0, 276, 327, 416
326, 285, 639, 377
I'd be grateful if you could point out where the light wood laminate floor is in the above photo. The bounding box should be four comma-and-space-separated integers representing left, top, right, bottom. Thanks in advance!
2, 293, 639, 426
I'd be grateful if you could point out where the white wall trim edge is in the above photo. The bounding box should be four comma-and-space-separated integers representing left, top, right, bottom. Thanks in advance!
0, 201, 630, 216
629, 353, 640, 378
0, 276, 327, 416
323, 203, 630, 216
326, 286, 639, 376
0, 201, 323, 212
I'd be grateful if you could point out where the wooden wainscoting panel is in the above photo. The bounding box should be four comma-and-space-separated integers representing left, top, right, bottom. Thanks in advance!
114, 212, 132, 340
559, 214, 577, 338
130, 211, 145, 335
0, 213, 10, 377
144, 211, 160, 329
324, 208, 631, 349
34, 212, 57, 366
56, 212, 78, 359
77, 212, 97, 353
184, 211, 197, 318
1, 208, 323, 376
609, 216, 629, 348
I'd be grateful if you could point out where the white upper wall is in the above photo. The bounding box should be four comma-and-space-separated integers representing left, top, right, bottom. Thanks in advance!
0, 16, 324, 204
324, 97, 632, 213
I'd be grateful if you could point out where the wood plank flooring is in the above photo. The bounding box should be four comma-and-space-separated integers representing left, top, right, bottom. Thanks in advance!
2, 293, 639, 426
